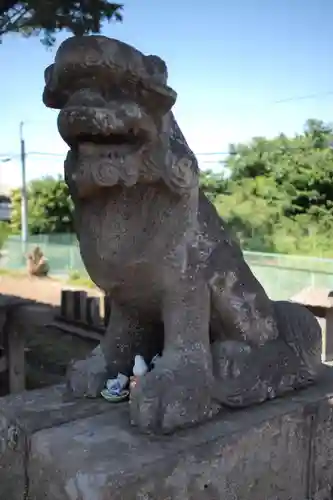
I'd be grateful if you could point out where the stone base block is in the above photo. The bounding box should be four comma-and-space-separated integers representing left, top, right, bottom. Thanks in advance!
2, 368, 333, 499
0, 384, 112, 500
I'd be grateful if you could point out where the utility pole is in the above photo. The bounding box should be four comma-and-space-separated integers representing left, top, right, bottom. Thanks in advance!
19, 121, 28, 255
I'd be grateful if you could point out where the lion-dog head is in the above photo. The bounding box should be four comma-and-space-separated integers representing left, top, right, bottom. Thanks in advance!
43, 36, 199, 201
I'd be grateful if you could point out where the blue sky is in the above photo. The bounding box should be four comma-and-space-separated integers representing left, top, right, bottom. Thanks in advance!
1, 0, 333, 188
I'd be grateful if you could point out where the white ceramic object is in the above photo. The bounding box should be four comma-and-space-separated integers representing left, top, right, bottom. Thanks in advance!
106, 373, 129, 394
133, 355, 148, 377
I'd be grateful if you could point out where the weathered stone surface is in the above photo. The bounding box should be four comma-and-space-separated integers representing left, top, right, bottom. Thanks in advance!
25, 367, 333, 500
310, 393, 333, 500
43, 35, 323, 434
66, 345, 107, 397
0, 384, 112, 500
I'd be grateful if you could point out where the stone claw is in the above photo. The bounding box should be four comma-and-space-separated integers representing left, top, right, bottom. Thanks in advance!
129, 351, 220, 434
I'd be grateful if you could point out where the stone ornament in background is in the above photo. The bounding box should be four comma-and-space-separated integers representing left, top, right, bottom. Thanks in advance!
43, 35, 323, 434
27, 246, 49, 277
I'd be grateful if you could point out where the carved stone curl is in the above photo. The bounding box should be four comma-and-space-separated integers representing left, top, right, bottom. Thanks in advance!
43, 36, 323, 434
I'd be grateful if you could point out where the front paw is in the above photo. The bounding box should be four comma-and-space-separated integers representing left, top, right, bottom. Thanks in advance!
66, 346, 108, 398
129, 350, 220, 434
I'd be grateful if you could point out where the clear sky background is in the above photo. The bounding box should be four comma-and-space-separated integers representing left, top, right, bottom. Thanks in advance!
0, 0, 333, 188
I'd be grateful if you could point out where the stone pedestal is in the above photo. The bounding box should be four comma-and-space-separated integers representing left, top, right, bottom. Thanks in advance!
0, 384, 112, 500
2, 369, 333, 499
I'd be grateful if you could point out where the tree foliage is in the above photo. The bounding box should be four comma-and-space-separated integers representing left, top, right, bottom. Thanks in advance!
200, 119, 333, 257
199, 170, 228, 203
11, 176, 74, 234
0, 0, 123, 46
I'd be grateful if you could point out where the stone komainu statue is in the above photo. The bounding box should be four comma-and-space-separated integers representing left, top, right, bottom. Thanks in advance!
43, 36, 323, 434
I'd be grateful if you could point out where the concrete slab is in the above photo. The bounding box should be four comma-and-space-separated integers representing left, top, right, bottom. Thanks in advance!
26, 367, 333, 500
0, 384, 113, 500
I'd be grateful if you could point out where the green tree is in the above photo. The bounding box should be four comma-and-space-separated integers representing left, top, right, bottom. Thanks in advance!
0, 0, 123, 46
199, 170, 228, 203
206, 119, 333, 257
11, 176, 74, 234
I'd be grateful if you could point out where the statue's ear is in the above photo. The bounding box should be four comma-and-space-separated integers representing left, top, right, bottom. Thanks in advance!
142, 55, 177, 114
43, 63, 66, 109
144, 55, 168, 86
44, 64, 53, 86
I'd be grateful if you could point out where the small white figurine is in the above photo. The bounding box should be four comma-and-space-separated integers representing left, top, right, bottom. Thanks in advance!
133, 355, 148, 377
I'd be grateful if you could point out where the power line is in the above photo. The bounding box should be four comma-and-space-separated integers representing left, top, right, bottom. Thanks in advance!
200, 160, 228, 164
28, 151, 65, 158
273, 90, 333, 104
0, 151, 65, 160
196, 151, 229, 156
0, 153, 17, 159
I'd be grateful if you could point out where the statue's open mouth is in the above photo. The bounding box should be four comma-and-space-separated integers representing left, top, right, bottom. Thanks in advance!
61, 105, 155, 196
58, 105, 150, 157
72, 131, 145, 158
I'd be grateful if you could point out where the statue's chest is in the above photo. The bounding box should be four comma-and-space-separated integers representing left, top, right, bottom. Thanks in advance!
77, 184, 185, 267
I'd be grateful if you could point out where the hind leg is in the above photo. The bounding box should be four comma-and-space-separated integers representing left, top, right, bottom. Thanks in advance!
273, 300, 322, 385
211, 301, 323, 408
208, 250, 279, 347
